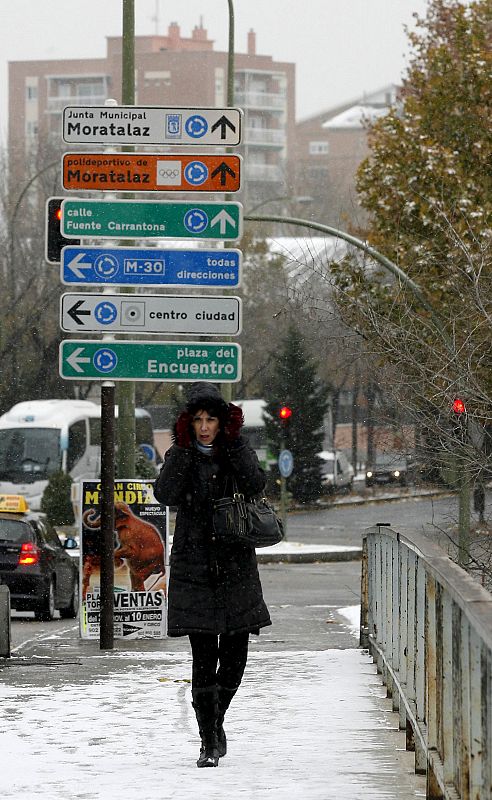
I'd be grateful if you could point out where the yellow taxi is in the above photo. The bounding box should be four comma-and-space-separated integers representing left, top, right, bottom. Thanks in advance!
0, 495, 78, 620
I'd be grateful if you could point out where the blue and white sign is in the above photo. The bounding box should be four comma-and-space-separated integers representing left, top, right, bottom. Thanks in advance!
62, 106, 242, 146
278, 449, 294, 478
61, 246, 241, 288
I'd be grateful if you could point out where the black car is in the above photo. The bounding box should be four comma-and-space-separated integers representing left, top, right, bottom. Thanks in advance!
365, 453, 414, 488
0, 496, 79, 620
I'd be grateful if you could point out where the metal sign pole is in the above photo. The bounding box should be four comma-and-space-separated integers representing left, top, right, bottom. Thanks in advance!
99, 382, 115, 650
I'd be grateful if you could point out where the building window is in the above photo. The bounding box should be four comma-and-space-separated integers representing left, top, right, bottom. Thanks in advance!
215, 68, 224, 106
26, 85, 37, 101
58, 82, 71, 98
143, 71, 171, 88
26, 121, 38, 137
309, 141, 329, 155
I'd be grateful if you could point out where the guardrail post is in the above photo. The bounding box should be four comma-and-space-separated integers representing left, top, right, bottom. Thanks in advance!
360, 537, 368, 647
0, 585, 11, 658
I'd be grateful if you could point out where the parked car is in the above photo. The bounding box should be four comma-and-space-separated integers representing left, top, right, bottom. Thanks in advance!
365, 453, 414, 487
0, 494, 79, 620
319, 450, 354, 492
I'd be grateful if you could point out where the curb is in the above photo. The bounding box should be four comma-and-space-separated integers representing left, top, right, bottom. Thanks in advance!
287, 487, 455, 514
257, 548, 362, 564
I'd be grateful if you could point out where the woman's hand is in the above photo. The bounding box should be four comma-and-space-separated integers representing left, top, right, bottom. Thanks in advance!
174, 411, 193, 448
224, 403, 244, 444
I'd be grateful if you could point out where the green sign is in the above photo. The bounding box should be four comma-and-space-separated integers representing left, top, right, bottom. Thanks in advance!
59, 340, 241, 382
60, 199, 242, 241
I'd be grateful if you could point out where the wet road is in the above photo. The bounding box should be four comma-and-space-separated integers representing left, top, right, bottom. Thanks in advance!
286, 491, 464, 548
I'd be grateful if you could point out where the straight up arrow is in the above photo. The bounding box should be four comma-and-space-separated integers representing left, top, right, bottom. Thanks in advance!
210, 210, 237, 235
211, 161, 236, 187
211, 115, 236, 139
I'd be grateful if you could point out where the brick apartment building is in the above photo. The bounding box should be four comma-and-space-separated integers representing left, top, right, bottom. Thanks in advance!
8, 20, 295, 207
293, 85, 399, 228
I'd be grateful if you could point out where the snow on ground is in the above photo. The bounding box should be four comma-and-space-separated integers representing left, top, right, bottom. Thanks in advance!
0, 647, 424, 800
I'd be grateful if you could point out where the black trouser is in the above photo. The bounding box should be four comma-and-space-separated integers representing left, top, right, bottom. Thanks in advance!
189, 632, 249, 690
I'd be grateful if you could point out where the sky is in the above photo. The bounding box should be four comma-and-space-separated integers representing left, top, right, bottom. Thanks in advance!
1, 0, 429, 141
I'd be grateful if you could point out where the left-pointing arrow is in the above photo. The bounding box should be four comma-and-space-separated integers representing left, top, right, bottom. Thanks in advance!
67, 300, 91, 325
66, 347, 91, 373
67, 253, 92, 279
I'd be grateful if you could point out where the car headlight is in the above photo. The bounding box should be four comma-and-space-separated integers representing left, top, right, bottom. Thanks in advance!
366, 471, 373, 478
393, 470, 400, 477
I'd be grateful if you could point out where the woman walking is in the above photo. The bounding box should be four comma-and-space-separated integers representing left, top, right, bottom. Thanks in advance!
154, 382, 271, 768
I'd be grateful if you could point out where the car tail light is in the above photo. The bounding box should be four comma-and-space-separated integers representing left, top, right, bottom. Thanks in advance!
18, 542, 40, 566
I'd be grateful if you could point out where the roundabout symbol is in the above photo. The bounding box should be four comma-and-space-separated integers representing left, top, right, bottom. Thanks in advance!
93, 347, 118, 374
94, 301, 118, 325
184, 208, 208, 234
184, 115, 208, 138
184, 161, 208, 186
93, 253, 119, 279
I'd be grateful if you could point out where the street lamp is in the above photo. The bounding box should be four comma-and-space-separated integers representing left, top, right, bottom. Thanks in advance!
246, 196, 313, 215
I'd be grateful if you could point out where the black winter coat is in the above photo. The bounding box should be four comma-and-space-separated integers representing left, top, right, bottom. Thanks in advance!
153, 437, 272, 637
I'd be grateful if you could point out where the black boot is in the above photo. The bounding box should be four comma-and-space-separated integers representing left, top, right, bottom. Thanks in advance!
192, 686, 219, 768
216, 685, 237, 758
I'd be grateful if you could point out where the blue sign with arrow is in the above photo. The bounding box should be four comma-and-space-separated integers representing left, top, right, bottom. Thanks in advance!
60, 246, 241, 288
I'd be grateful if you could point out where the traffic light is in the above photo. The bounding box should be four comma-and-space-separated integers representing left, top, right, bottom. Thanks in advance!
451, 397, 467, 442
452, 397, 466, 415
278, 406, 292, 426
45, 197, 80, 264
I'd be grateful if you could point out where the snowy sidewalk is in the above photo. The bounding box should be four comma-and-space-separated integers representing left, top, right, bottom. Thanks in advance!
0, 627, 425, 800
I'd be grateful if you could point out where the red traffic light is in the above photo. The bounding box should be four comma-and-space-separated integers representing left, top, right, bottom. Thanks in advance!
452, 398, 466, 414
279, 406, 292, 421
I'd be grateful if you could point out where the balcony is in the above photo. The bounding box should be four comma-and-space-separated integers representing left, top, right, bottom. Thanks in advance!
245, 127, 286, 147
245, 163, 283, 183
235, 91, 286, 110
46, 95, 108, 113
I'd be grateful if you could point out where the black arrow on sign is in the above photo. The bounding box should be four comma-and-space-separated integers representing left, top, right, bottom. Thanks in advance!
211, 161, 237, 187
67, 300, 91, 326
211, 115, 236, 139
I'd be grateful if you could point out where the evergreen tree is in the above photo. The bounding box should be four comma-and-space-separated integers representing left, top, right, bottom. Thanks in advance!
262, 325, 329, 503
40, 471, 75, 527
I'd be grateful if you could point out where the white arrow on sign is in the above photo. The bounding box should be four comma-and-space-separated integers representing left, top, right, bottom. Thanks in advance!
210, 209, 236, 235
66, 252, 93, 279
66, 347, 91, 373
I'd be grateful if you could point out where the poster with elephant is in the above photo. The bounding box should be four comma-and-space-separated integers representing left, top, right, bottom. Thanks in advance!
80, 480, 168, 640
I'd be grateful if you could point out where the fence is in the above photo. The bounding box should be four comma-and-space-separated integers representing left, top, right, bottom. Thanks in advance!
361, 525, 492, 799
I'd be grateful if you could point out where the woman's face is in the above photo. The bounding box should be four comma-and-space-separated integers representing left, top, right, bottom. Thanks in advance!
192, 409, 220, 445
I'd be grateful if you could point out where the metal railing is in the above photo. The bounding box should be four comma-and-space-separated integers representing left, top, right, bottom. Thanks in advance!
235, 91, 286, 110
244, 127, 286, 146
244, 163, 283, 182
361, 525, 492, 799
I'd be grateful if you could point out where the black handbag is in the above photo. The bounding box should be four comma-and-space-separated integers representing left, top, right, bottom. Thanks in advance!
213, 477, 284, 548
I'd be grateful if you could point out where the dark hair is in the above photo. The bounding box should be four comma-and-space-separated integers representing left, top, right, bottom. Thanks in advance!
184, 382, 228, 427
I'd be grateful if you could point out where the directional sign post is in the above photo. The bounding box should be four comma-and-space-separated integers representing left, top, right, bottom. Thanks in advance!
62, 106, 242, 146
61, 246, 242, 287
60, 293, 242, 335
62, 153, 241, 193
60, 199, 242, 241
59, 340, 241, 383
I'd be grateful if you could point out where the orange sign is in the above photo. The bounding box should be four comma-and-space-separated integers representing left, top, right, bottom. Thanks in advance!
62, 153, 242, 193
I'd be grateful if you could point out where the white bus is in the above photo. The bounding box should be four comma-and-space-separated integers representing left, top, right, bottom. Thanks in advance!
0, 399, 155, 510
